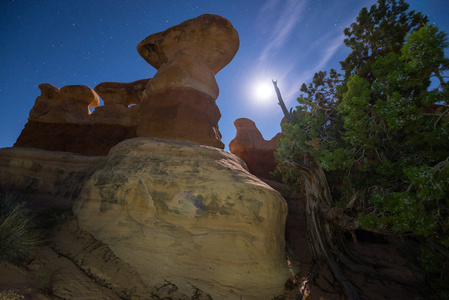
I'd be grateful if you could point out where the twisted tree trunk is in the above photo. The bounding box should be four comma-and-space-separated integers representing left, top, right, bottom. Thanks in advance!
285, 154, 362, 300
272, 80, 363, 299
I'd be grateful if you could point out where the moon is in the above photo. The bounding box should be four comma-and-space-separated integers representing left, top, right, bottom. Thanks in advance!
252, 80, 275, 103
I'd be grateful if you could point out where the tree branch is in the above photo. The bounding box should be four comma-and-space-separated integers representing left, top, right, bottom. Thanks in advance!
273, 80, 294, 122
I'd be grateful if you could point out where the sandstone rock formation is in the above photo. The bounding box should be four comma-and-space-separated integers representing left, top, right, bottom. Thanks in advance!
14, 14, 239, 154
28, 84, 99, 124
229, 118, 282, 180
14, 122, 137, 156
0, 147, 103, 208
14, 81, 148, 155
92, 79, 150, 126
15, 15, 238, 153
74, 137, 289, 299
136, 14, 239, 148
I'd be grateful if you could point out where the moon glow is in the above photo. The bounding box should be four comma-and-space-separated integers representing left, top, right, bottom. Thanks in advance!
252, 80, 275, 103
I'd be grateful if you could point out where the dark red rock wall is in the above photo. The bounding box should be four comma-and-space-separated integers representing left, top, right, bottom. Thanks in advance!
229, 118, 281, 180
14, 121, 137, 156
231, 146, 278, 180
137, 88, 224, 149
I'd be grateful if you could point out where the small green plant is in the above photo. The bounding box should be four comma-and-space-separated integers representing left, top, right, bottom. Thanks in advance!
0, 193, 41, 264
36, 272, 54, 296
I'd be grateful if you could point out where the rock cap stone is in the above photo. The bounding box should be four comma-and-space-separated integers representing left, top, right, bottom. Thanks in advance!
94, 79, 150, 106
137, 14, 239, 74
60, 85, 100, 108
38, 83, 62, 101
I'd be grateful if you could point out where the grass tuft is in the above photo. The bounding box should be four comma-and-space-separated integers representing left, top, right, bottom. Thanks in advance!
0, 193, 41, 264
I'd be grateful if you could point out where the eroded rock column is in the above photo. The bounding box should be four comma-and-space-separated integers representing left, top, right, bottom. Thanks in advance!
229, 118, 282, 180
136, 14, 239, 149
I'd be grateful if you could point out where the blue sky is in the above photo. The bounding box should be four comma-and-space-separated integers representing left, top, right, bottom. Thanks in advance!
1, 0, 448, 151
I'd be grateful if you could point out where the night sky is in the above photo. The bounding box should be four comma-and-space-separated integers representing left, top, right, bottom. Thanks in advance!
1, 0, 448, 151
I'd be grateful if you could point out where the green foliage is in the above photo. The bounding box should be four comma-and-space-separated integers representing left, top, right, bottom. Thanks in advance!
275, 0, 449, 295
341, 0, 427, 80
0, 193, 41, 264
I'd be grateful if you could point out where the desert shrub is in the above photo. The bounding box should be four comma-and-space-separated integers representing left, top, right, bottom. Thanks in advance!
0, 193, 40, 264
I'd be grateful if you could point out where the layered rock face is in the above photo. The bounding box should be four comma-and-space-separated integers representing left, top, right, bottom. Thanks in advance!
0, 147, 102, 207
136, 14, 239, 149
14, 81, 148, 155
74, 138, 289, 299
229, 118, 281, 180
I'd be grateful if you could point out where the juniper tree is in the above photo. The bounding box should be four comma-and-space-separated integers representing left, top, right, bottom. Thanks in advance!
275, 0, 449, 298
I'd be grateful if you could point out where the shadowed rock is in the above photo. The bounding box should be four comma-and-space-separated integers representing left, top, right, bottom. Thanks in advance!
229, 118, 282, 180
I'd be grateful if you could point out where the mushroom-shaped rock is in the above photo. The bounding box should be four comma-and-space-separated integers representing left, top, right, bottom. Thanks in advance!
94, 79, 150, 107
45, 85, 99, 123
28, 83, 63, 122
229, 118, 281, 180
136, 15, 239, 149
92, 79, 150, 126
137, 14, 239, 74
60, 85, 100, 108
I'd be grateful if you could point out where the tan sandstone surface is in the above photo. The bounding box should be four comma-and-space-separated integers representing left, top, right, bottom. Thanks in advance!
74, 137, 290, 299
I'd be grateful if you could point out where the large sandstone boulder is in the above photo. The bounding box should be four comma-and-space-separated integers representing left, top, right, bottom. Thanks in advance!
229, 118, 281, 180
74, 138, 289, 299
136, 14, 239, 149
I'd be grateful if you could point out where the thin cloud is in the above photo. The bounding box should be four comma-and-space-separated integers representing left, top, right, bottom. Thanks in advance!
271, 32, 346, 109
256, 0, 307, 61
252, 0, 360, 109
310, 32, 346, 71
